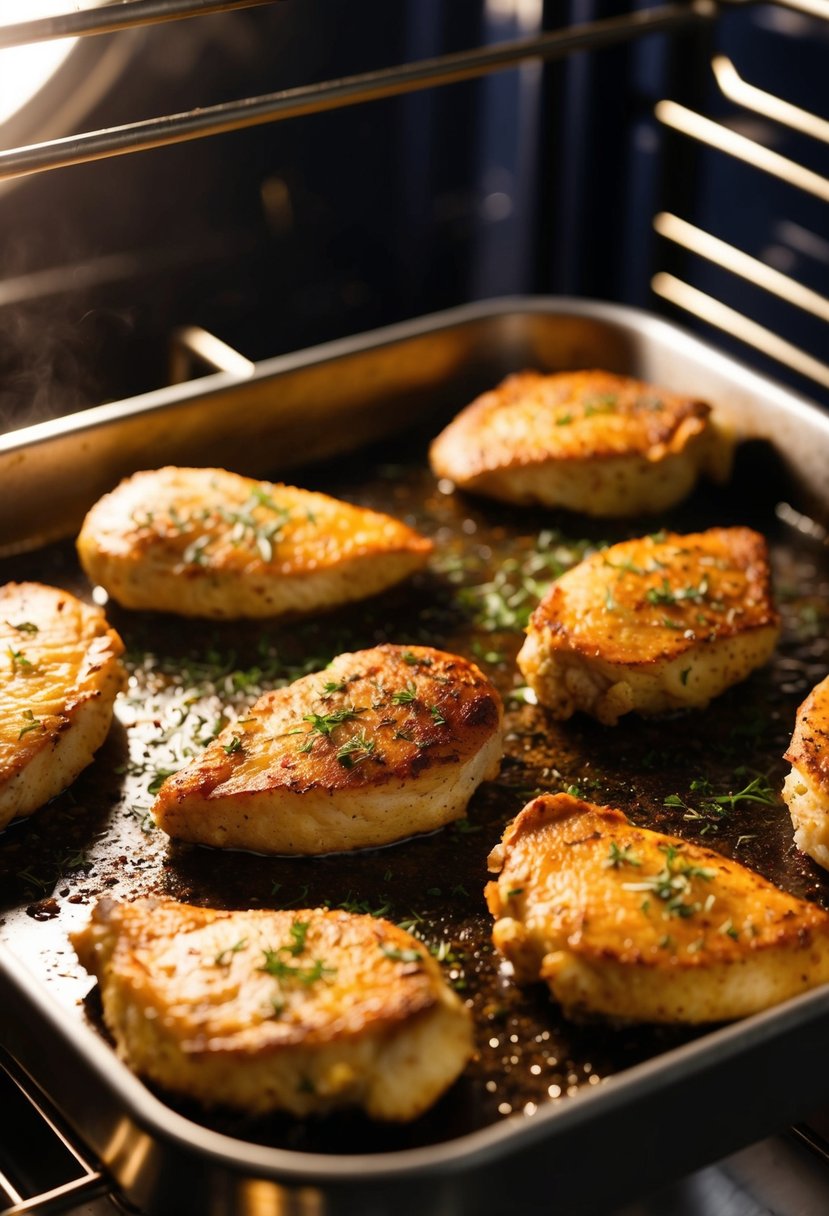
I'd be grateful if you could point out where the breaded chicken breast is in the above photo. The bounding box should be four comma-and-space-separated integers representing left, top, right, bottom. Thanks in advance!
71, 898, 473, 1119
783, 674, 829, 870
486, 793, 829, 1024
0, 582, 125, 831
518, 527, 779, 725
76, 466, 432, 619
429, 370, 731, 516
153, 644, 503, 853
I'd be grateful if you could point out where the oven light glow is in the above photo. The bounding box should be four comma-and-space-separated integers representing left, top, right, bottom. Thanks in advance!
0, 3, 77, 128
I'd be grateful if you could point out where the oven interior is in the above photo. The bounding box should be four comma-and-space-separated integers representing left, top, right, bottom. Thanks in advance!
2, 3, 829, 1214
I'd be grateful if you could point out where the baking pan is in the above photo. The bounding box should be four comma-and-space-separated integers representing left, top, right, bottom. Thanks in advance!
1, 297, 828, 1216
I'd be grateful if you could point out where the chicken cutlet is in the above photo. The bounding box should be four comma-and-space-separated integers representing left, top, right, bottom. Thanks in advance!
76, 466, 432, 619
486, 793, 829, 1024
783, 674, 829, 870
518, 526, 779, 725
71, 898, 473, 1120
429, 370, 731, 516
0, 582, 125, 831
153, 643, 503, 853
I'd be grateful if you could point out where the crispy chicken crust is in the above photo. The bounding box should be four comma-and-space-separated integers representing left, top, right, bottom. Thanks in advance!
486, 794, 829, 1024
784, 674, 829, 870
429, 370, 731, 516
518, 527, 780, 724
153, 644, 504, 853
0, 582, 125, 830
76, 466, 432, 619
71, 898, 473, 1120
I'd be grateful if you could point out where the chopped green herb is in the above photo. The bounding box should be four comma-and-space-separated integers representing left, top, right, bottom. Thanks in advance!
380, 943, 423, 964
429, 705, 447, 725
335, 729, 376, 767
6, 620, 38, 634
303, 707, 366, 738
391, 682, 418, 705
583, 394, 617, 416
18, 709, 43, 739
402, 650, 431, 667
646, 576, 708, 606
622, 843, 715, 918
183, 536, 209, 565
222, 735, 243, 755
7, 647, 32, 673
321, 680, 346, 696
260, 924, 332, 985
555, 412, 574, 426
215, 938, 248, 966
604, 841, 642, 870
680, 667, 691, 685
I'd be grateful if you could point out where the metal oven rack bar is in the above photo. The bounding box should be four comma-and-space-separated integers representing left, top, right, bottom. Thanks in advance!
652, 22, 829, 392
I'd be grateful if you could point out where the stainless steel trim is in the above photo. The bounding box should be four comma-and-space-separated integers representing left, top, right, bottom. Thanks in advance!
0, 4, 715, 182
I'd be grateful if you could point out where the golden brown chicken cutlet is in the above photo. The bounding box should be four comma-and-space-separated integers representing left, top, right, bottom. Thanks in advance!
76, 466, 432, 619
486, 793, 829, 1024
429, 369, 731, 516
71, 898, 473, 1119
0, 582, 125, 831
518, 526, 779, 725
152, 643, 503, 853
783, 674, 829, 870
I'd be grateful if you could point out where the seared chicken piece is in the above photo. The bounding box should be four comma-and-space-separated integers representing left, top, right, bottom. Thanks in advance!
783, 674, 829, 870
76, 466, 432, 619
518, 527, 779, 725
153, 644, 503, 853
429, 370, 731, 516
0, 582, 125, 831
71, 898, 473, 1119
486, 793, 829, 1024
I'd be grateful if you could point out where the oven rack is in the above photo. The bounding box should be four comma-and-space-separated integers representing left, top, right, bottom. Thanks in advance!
0, 0, 828, 397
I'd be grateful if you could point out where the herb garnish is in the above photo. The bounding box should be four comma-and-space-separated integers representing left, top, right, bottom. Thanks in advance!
303, 707, 365, 738
391, 682, 417, 705
260, 922, 334, 985
7, 647, 33, 673
604, 841, 642, 870
646, 576, 709, 606
215, 937, 248, 966
18, 709, 43, 739
622, 843, 715, 918
335, 730, 376, 768
222, 735, 243, 755
6, 620, 38, 634
380, 943, 423, 964
665, 773, 776, 832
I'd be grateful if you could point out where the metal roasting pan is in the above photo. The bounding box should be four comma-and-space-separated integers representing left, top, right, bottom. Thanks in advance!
1, 297, 828, 1216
